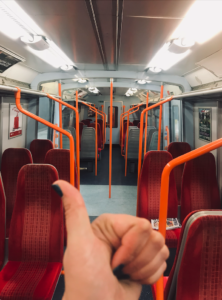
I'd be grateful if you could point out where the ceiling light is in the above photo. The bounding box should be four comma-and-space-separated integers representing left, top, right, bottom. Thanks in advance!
171, 1, 222, 44
149, 67, 162, 73
137, 80, 147, 85
125, 88, 138, 97
0, 0, 75, 69
78, 78, 87, 83
131, 88, 137, 92
88, 87, 99, 94
147, 81, 152, 83
21, 35, 50, 51
60, 65, 73, 71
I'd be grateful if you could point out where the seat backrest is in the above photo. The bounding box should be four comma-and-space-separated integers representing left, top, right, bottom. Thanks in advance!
127, 128, 140, 160
1, 148, 33, 237
44, 149, 78, 188
30, 139, 53, 163
81, 119, 90, 127
181, 153, 221, 222
138, 151, 178, 220
80, 127, 96, 159
133, 120, 140, 126
89, 123, 102, 149
149, 130, 162, 150
168, 142, 191, 204
8, 164, 63, 263
165, 211, 222, 300
0, 174, 5, 270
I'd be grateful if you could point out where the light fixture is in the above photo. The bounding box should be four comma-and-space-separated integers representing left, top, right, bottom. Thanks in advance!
136, 79, 152, 85
78, 78, 87, 83
171, 1, 222, 45
88, 87, 99, 94
0, 0, 75, 69
149, 67, 162, 73
125, 88, 138, 97
60, 65, 73, 71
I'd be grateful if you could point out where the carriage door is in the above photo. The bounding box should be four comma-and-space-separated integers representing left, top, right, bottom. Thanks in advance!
104, 101, 123, 144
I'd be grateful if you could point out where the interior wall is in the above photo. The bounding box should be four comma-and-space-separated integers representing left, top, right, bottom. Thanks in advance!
0, 96, 29, 161
193, 101, 218, 160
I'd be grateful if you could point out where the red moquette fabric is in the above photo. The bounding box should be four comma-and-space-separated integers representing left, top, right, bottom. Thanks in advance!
30, 139, 53, 163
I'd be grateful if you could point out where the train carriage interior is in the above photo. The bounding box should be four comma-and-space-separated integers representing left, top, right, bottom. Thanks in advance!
0, 0, 222, 299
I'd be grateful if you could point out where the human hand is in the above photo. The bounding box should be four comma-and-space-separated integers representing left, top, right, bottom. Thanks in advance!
52, 180, 169, 300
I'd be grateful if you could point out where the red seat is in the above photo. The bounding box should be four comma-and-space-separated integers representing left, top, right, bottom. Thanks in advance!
1, 148, 33, 237
167, 142, 191, 204
81, 119, 91, 127
0, 165, 63, 299
97, 119, 104, 145
151, 210, 222, 300
30, 139, 53, 163
89, 123, 102, 152
181, 153, 221, 223
133, 120, 140, 126
137, 151, 180, 248
137, 122, 145, 130
0, 175, 5, 270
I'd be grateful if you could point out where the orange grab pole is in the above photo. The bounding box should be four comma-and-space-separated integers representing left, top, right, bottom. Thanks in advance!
15, 88, 77, 187
76, 91, 80, 182
97, 108, 106, 147
144, 93, 149, 156
100, 105, 106, 143
124, 106, 140, 174
53, 123, 58, 149
58, 83, 63, 149
156, 137, 222, 300
164, 126, 170, 150
47, 94, 80, 189
78, 102, 102, 175
137, 96, 174, 213
109, 80, 113, 198
158, 85, 164, 151
119, 105, 125, 145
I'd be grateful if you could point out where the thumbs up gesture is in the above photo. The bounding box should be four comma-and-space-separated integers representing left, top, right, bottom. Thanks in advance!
52, 181, 169, 300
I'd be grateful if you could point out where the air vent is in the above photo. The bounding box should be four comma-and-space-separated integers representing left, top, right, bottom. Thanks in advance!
0, 46, 25, 73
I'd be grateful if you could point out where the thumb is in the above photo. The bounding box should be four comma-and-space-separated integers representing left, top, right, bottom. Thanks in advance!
52, 180, 92, 243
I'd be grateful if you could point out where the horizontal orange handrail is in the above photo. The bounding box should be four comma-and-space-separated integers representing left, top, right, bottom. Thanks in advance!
15, 88, 79, 188
156, 138, 222, 300
164, 126, 170, 150
47, 94, 80, 189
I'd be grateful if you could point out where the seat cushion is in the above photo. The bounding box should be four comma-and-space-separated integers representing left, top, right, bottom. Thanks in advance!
165, 228, 181, 248
0, 261, 62, 300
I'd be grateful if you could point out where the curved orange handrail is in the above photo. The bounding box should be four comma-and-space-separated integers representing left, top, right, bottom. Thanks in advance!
124, 106, 140, 175
58, 83, 63, 149
137, 96, 174, 212
164, 126, 170, 150
53, 123, 59, 149
156, 138, 222, 300
47, 94, 80, 188
15, 88, 79, 188
144, 93, 149, 156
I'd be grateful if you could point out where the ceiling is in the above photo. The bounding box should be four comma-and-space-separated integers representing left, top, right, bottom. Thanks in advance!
1, 0, 222, 79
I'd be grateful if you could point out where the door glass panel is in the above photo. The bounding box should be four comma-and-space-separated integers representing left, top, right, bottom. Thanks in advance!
108, 106, 118, 128
172, 105, 179, 142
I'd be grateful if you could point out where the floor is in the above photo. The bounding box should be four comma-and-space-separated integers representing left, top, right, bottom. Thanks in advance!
53, 145, 153, 299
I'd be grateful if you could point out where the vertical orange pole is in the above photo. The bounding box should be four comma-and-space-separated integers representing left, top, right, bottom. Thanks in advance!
58, 83, 63, 149
123, 105, 125, 113
125, 111, 130, 176
95, 111, 98, 176
109, 79, 113, 198
144, 93, 149, 156
158, 84, 164, 151
76, 91, 80, 188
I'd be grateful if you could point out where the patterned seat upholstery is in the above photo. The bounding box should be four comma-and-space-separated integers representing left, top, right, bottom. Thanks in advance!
151, 211, 222, 300
167, 142, 191, 204
0, 175, 5, 270
137, 151, 180, 248
97, 119, 104, 145
133, 120, 140, 126
181, 153, 221, 223
0, 165, 63, 300
30, 139, 53, 163
1, 148, 33, 237
81, 119, 91, 127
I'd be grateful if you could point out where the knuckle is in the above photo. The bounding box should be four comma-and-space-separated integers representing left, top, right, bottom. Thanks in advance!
137, 218, 151, 232
151, 231, 165, 248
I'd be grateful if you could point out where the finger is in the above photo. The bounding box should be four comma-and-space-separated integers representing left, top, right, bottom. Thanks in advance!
129, 246, 169, 283
123, 230, 167, 274
140, 262, 167, 285
52, 180, 92, 242
92, 214, 152, 269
